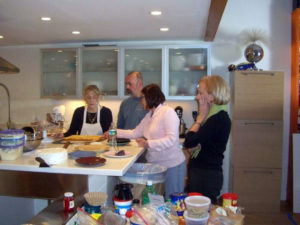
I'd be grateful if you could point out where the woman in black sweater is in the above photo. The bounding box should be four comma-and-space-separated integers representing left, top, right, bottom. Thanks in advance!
64, 85, 112, 137
184, 75, 231, 204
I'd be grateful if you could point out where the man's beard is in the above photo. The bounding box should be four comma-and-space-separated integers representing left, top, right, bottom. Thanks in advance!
126, 89, 132, 95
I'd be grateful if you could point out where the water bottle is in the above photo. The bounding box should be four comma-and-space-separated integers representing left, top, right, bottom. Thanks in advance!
108, 123, 117, 148
142, 180, 157, 205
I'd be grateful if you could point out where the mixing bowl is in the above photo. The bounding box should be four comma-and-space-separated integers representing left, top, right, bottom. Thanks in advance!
24, 133, 42, 152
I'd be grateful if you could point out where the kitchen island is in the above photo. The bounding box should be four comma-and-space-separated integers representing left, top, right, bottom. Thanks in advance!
0, 140, 145, 224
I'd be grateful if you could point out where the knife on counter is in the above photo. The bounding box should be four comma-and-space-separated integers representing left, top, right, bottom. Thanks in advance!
35, 157, 50, 167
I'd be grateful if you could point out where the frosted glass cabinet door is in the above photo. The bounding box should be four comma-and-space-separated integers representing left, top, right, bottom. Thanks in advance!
41, 49, 77, 97
124, 48, 162, 95
168, 48, 208, 97
82, 48, 118, 96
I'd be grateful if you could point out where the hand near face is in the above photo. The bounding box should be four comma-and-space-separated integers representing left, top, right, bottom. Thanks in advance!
196, 94, 210, 119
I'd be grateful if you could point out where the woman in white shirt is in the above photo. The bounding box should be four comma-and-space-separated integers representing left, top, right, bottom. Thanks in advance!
116, 84, 186, 199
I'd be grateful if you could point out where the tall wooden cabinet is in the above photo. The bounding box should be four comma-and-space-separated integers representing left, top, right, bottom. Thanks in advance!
230, 71, 284, 212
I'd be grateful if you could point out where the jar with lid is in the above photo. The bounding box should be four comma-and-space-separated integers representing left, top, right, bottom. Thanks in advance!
64, 192, 75, 212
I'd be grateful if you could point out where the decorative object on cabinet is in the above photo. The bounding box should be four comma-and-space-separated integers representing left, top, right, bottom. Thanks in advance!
237, 28, 269, 69
230, 70, 284, 213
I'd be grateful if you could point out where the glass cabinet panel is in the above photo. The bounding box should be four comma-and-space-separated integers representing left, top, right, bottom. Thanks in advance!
168, 47, 208, 97
41, 49, 77, 97
124, 48, 162, 95
82, 48, 118, 96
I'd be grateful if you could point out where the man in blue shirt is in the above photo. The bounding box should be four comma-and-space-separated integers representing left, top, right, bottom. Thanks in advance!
117, 71, 148, 129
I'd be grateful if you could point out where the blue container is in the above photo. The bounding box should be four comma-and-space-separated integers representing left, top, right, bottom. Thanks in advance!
170, 192, 188, 217
83, 203, 101, 214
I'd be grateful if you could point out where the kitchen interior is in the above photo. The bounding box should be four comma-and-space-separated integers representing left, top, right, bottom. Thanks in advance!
0, 0, 297, 224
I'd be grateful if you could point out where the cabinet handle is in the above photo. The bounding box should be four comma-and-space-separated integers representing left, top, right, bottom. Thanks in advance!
241, 71, 275, 76
244, 122, 274, 126
243, 170, 273, 174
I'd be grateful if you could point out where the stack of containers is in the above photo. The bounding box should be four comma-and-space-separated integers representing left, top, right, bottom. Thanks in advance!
184, 196, 211, 225
0, 129, 25, 160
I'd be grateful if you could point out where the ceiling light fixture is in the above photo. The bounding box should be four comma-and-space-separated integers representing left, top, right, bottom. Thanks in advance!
150, 11, 162, 16
41, 17, 51, 21
160, 27, 169, 32
0, 35, 4, 39
72, 31, 80, 35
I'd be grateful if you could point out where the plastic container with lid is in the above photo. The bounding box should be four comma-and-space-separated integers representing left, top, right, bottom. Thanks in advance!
64, 192, 75, 212
184, 196, 211, 218
222, 193, 238, 207
0, 129, 24, 160
183, 211, 209, 225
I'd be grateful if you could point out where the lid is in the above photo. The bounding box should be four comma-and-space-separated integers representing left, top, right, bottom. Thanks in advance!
222, 193, 238, 200
188, 192, 203, 196
0, 129, 24, 136
64, 192, 74, 197
146, 180, 153, 186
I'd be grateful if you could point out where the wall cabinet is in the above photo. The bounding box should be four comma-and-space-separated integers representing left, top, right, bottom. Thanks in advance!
41, 48, 77, 97
230, 71, 284, 213
41, 44, 210, 99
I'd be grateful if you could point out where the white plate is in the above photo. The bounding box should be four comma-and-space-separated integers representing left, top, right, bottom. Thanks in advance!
103, 150, 133, 158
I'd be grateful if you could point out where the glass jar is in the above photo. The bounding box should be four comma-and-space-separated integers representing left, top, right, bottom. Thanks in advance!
64, 192, 75, 212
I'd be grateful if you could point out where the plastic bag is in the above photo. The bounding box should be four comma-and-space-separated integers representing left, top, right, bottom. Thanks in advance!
77, 207, 102, 225
208, 205, 244, 225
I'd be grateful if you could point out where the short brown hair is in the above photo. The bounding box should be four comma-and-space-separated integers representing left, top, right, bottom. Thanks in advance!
141, 84, 165, 109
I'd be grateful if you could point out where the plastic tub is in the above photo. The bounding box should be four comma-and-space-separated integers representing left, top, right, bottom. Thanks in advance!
184, 196, 211, 218
184, 211, 209, 225
222, 193, 238, 207
120, 163, 167, 184
0, 129, 24, 160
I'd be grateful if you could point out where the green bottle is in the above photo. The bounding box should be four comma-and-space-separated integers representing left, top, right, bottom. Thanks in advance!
142, 180, 157, 205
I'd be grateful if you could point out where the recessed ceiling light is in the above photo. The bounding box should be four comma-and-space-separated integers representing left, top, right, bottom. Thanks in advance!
150, 11, 162, 16
0, 35, 4, 39
72, 31, 80, 35
160, 27, 169, 32
41, 17, 51, 21
57, 50, 63, 53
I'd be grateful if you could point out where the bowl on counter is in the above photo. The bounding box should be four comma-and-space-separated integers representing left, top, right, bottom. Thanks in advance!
24, 132, 42, 152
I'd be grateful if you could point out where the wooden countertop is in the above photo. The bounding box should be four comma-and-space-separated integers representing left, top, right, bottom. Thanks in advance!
0, 140, 144, 177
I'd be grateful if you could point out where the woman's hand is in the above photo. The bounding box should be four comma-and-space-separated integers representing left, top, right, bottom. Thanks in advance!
103, 131, 109, 139
197, 95, 210, 121
136, 137, 149, 148
53, 132, 64, 139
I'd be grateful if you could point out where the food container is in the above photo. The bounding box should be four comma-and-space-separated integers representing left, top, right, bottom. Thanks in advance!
222, 193, 238, 207
114, 196, 132, 218
183, 211, 209, 225
0, 129, 24, 160
170, 192, 188, 217
184, 196, 211, 218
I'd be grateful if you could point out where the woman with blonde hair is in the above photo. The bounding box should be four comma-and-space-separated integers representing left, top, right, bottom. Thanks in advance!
63, 85, 112, 136
184, 75, 231, 204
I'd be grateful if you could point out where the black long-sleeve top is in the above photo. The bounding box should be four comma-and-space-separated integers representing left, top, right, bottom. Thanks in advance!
183, 111, 231, 171
64, 106, 112, 137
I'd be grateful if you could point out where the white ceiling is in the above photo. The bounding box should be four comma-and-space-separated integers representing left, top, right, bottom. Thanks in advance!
0, 0, 211, 46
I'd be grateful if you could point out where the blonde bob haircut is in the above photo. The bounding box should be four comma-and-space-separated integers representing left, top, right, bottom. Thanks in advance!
199, 75, 230, 105
83, 85, 101, 98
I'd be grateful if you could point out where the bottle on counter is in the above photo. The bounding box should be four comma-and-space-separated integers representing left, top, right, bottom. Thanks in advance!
108, 122, 117, 150
64, 192, 75, 212
142, 180, 157, 205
